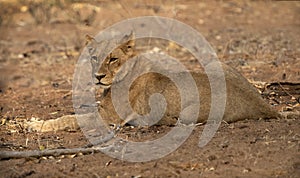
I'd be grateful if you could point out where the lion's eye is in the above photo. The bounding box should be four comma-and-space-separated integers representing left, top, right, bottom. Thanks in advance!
109, 57, 118, 63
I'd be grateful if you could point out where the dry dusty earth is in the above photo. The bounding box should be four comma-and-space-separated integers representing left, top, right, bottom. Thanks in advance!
0, 0, 299, 177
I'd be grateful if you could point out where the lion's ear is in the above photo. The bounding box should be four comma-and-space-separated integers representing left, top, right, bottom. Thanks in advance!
85, 34, 100, 56
85, 34, 97, 45
122, 31, 135, 47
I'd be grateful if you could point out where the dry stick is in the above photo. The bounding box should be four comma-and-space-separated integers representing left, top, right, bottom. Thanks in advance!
276, 82, 300, 104
1, 130, 116, 160
0, 147, 103, 160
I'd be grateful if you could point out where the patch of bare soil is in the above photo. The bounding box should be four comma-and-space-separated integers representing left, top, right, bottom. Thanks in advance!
0, 0, 299, 177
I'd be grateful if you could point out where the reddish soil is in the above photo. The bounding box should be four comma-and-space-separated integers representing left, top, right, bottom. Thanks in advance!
0, 1, 299, 177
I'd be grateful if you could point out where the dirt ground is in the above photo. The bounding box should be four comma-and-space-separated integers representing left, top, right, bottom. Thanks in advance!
0, 0, 299, 177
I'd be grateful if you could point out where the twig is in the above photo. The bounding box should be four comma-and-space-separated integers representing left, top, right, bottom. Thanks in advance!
1, 130, 116, 160
276, 82, 300, 104
0, 147, 104, 160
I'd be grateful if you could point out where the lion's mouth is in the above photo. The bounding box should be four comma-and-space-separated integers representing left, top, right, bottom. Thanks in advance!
95, 81, 111, 89
94, 73, 112, 89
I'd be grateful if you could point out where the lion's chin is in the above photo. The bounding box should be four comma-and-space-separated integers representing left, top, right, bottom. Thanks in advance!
96, 82, 111, 89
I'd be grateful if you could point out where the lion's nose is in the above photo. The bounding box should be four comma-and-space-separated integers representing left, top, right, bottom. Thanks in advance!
95, 73, 106, 81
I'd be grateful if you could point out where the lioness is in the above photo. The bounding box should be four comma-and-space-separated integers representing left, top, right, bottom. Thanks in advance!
92, 33, 279, 126
26, 33, 280, 132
